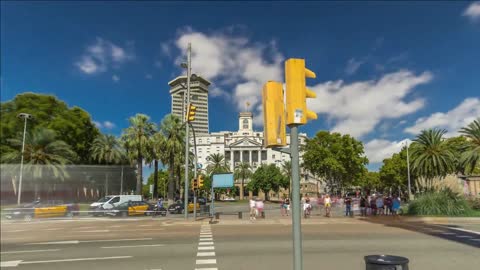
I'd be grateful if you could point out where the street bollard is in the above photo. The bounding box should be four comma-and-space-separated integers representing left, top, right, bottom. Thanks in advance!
364, 255, 409, 270
261, 211, 265, 219
238, 212, 242, 219
215, 212, 220, 220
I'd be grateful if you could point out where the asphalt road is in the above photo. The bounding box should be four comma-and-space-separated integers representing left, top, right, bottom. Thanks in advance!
1, 216, 479, 270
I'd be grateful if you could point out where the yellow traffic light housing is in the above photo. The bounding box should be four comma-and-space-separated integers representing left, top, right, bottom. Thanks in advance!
186, 103, 197, 122
191, 178, 198, 190
262, 81, 287, 148
198, 175, 204, 188
285, 58, 317, 125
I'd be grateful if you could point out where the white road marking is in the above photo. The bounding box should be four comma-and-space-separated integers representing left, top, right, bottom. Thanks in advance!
196, 259, 217, 265
469, 238, 480, 241
78, 230, 110, 233
200, 238, 213, 241
200, 232, 212, 235
197, 252, 215, 257
456, 235, 472, 238
26, 238, 152, 245
441, 232, 456, 235
1, 249, 60, 254
20, 256, 132, 265
44, 228, 63, 231
139, 224, 154, 227
1, 230, 28, 233
198, 246, 215, 250
198, 242, 214, 245
101, 244, 164, 249
77, 226, 95, 230
194, 268, 217, 270
437, 226, 480, 235
0, 260, 22, 267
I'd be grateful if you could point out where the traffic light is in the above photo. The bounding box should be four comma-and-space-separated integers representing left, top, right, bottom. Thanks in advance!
198, 175, 204, 188
262, 81, 286, 148
191, 178, 198, 190
285, 58, 317, 125
186, 103, 197, 122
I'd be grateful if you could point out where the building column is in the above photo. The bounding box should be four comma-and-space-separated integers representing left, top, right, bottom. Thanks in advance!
240, 150, 243, 165
249, 150, 252, 166
258, 150, 261, 165
230, 150, 234, 172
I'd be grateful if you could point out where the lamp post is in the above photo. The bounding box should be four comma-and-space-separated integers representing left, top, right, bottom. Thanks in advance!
17, 113, 32, 205
405, 140, 412, 200
181, 43, 192, 220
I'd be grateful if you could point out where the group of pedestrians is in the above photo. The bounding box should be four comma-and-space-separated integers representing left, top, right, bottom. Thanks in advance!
249, 198, 264, 221
359, 194, 402, 216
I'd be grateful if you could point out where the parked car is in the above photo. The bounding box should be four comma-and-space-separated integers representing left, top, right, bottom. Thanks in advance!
4, 200, 79, 221
89, 195, 142, 216
105, 200, 154, 217
167, 200, 200, 214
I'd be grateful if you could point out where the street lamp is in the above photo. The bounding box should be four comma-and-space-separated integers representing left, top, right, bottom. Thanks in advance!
17, 113, 33, 205
181, 43, 192, 220
405, 140, 412, 200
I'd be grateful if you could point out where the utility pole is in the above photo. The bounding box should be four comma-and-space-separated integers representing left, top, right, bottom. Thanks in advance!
183, 43, 192, 220
17, 113, 32, 205
406, 140, 412, 200
289, 125, 302, 270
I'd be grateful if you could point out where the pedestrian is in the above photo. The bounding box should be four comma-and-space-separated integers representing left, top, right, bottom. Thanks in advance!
249, 198, 256, 221
280, 197, 286, 216
376, 195, 384, 215
360, 195, 367, 216
324, 194, 332, 217
345, 195, 352, 217
370, 196, 377, 216
285, 197, 290, 216
303, 200, 312, 218
255, 198, 264, 219
385, 195, 393, 215
392, 195, 401, 217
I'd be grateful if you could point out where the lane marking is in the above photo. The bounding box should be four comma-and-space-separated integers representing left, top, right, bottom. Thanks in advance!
197, 252, 215, 257
78, 230, 110, 233
456, 235, 472, 238
25, 238, 152, 245
199, 238, 213, 241
195, 268, 218, 270
198, 242, 214, 246
469, 238, 480, 241
1, 230, 28, 233
21, 256, 132, 265
26, 240, 79, 245
200, 232, 212, 235
196, 259, 217, 265
438, 226, 480, 236
1, 249, 60, 254
101, 244, 164, 249
139, 224, 154, 227
0, 260, 22, 267
198, 246, 215, 250
441, 232, 456, 235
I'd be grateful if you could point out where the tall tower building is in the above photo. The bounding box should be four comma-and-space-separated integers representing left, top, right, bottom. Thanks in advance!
168, 74, 211, 134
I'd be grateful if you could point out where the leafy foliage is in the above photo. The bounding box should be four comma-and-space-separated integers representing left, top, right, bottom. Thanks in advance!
1, 93, 99, 163
408, 188, 471, 216
206, 153, 230, 175
302, 131, 368, 192
460, 118, 480, 174
247, 164, 287, 200
378, 147, 411, 192
234, 162, 252, 200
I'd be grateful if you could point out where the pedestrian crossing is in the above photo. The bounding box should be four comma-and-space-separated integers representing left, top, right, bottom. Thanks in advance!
195, 224, 217, 270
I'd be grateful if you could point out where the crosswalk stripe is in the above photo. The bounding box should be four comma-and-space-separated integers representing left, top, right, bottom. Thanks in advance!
198, 246, 215, 250
197, 252, 215, 257
196, 259, 216, 264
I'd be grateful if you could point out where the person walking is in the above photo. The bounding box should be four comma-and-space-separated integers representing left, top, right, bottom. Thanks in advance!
249, 198, 256, 221
376, 195, 384, 215
370, 196, 377, 216
303, 199, 312, 219
360, 195, 367, 216
324, 194, 332, 217
385, 195, 393, 215
392, 195, 401, 217
285, 197, 290, 216
255, 198, 264, 219
345, 195, 352, 217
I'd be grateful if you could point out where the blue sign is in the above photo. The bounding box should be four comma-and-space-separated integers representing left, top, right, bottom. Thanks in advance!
212, 173, 234, 188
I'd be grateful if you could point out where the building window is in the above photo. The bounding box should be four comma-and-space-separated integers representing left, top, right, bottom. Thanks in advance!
261, 151, 267, 161
192, 95, 198, 100
243, 119, 249, 129
234, 151, 240, 162
225, 151, 231, 161
243, 151, 249, 162
252, 151, 258, 162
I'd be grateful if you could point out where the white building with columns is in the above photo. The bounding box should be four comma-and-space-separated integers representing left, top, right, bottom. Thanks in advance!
189, 111, 322, 198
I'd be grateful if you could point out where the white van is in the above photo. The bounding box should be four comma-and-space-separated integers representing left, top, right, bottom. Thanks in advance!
89, 195, 142, 215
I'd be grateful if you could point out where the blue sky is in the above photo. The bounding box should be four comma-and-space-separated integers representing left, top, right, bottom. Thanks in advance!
2, 1, 480, 171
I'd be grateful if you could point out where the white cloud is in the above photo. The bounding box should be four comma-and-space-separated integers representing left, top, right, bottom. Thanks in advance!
161, 42, 171, 57
76, 37, 134, 75
463, 2, 480, 20
210, 87, 230, 99
112, 74, 120, 82
345, 58, 364, 75
308, 70, 433, 138
145, 74, 153, 79
174, 28, 283, 122
93, 121, 102, 128
103, 121, 116, 129
364, 138, 411, 163
404, 97, 480, 136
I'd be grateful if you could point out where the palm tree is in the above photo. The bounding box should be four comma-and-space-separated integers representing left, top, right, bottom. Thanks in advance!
410, 129, 455, 191
1, 128, 77, 199
281, 160, 292, 197
206, 153, 230, 175
234, 162, 252, 200
90, 134, 124, 195
460, 118, 480, 174
149, 132, 166, 199
160, 114, 185, 203
121, 114, 156, 195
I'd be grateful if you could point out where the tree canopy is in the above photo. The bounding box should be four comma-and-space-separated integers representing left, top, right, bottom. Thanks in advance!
247, 164, 287, 200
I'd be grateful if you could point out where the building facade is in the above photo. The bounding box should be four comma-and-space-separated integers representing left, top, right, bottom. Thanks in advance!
190, 112, 322, 199
169, 75, 210, 134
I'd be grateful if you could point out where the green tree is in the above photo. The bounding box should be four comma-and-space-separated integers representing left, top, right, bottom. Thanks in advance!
234, 162, 252, 200
247, 164, 286, 201
302, 131, 368, 193
121, 114, 156, 195
148, 132, 167, 199
90, 134, 124, 195
378, 147, 411, 193
445, 136, 469, 174
143, 170, 169, 198
410, 129, 455, 190
1, 93, 99, 163
460, 118, 480, 174
1, 128, 77, 199
281, 160, 292, 197
206, 153, 230, 175
159, 114, 185, 203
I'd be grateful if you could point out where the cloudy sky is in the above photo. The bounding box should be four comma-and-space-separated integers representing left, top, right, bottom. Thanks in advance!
2, 1, 479, 170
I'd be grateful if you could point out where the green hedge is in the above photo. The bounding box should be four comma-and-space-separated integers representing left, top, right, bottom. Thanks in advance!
408, 188, 471, 216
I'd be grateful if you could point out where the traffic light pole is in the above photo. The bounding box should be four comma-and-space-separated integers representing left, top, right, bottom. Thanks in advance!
189, 122, 198, 221
289, 125, 303, 270
184, 43, 191, 220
